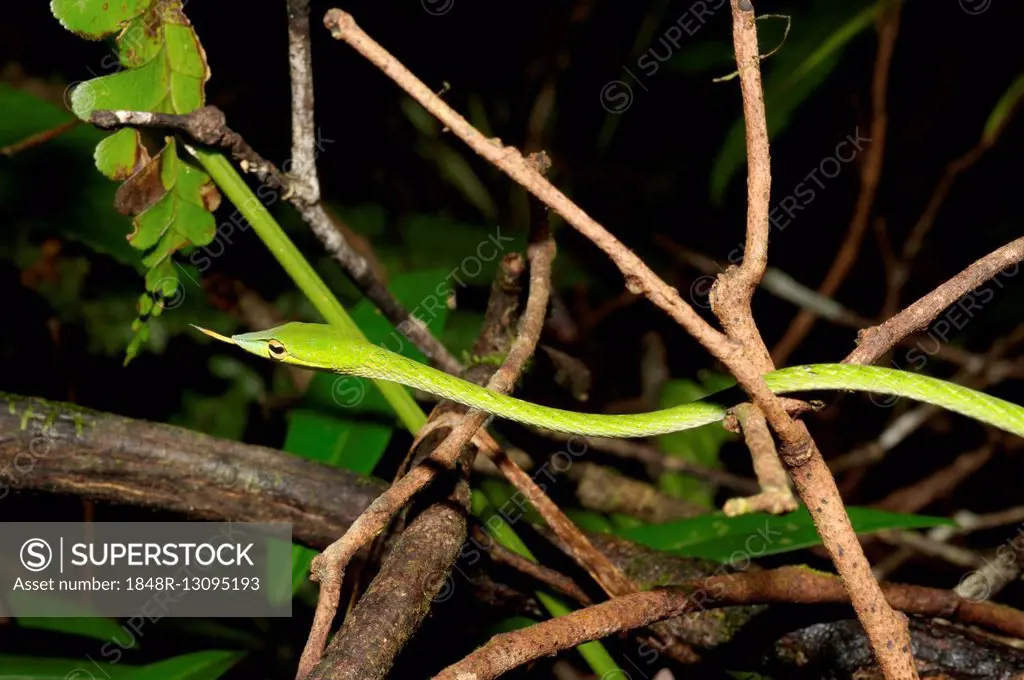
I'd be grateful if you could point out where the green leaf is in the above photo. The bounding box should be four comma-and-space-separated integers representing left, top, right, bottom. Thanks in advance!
51, 0, 148, 40
656, 373, 736, 506
122, 137, 219, 363
0, 650, 243, 680
284, 410, 392, 477
95, 128, 149, 180
69, 9, 207, 119
710, 1, 878, 203
613, 506, 954, 561
0, 84, 139, 265
15, 616, 132, 645
53, 1, 215, 362
134, 649, 244, 679
982, 73, 1024, 146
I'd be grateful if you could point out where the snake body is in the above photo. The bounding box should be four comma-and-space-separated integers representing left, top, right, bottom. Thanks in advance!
196, 322, 1024, 440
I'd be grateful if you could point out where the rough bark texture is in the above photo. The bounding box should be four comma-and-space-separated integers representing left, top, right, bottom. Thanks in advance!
0, 392, 383, 547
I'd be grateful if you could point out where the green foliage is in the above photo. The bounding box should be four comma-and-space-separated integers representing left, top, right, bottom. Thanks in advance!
51, 0, 148, 40
655, 372, 736, 506
982, 73, 1024, 146
0, 650, 243, 679
707, 1, 879, 202
15, 616, 133, 645
0, 85, 138, 265
51, 0, 217, 362
613, 506, 954, 561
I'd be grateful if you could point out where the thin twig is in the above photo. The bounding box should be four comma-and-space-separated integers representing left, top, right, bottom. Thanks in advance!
722, 404, 797, 516
844, 236, 1024, 366
432, 566, 1024, 680
0, 118, 78, 156
473, 526, 593, 606
771, 0, 899, 365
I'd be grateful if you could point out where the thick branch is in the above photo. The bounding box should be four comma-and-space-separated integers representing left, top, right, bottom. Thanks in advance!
0, 392, 382, 547
434, 566, 1024, 680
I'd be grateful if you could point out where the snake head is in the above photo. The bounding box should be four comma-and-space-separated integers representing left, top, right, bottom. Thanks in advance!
191, 322, 368, 373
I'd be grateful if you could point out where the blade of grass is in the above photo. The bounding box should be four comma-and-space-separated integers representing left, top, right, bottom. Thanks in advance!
473, 489, 623, 678
190, 146, 426, 433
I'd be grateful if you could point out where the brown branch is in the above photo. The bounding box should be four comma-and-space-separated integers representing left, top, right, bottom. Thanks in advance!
433, 566, 1024, 680
88, 104, 461, 374
771, 1, 900, 365
722, 404, 797, 516
844, 236, 1024, 365
716, 4, 914, 677
709, 0, 773, 375
0, 393, 385, 547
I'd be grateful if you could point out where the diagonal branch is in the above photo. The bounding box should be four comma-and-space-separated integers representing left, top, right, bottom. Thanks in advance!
844, 236, 1024, 366
283, 0, 461, 374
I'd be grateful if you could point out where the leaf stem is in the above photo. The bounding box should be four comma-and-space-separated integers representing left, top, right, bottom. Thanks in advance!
190, 147, 426, 433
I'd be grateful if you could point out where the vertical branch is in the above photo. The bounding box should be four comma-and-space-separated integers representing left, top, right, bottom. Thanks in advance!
286, 0, 320, 204
717, 3, 917, 678
710, 0, 773, 374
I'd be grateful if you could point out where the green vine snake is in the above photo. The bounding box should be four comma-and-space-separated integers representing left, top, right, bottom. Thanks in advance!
194, 322, 1024, 440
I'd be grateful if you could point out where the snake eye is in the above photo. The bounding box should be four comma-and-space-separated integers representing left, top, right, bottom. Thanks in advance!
267, 339, 287, 358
